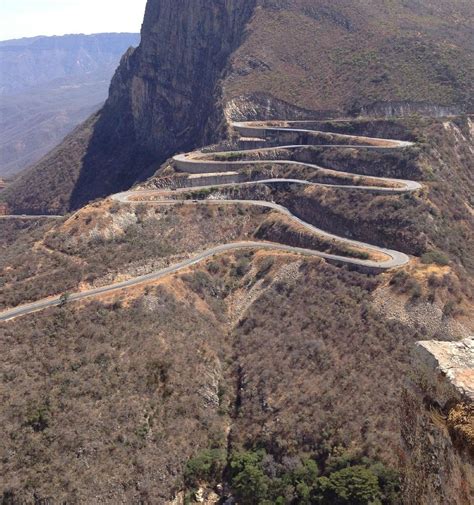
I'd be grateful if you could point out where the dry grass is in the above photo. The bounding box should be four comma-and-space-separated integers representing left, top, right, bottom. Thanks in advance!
0, 255, 426, 503
226, 0, 474, 112
447, 403, 474, 458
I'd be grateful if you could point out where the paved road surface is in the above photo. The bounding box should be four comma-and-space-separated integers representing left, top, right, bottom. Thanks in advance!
0, 215, 62, 220
0, 121, 422, 322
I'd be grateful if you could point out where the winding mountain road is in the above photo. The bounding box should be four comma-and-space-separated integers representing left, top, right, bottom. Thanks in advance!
0, 121, 422, 322
0, 215, 62, 220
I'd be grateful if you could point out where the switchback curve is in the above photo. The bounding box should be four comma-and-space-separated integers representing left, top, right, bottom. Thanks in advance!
0, 121, 422, 321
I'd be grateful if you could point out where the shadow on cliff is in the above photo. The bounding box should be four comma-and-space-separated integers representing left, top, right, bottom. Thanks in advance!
68, 0, 260, 210
68, 91, 225, 211
68, 105, 162, 210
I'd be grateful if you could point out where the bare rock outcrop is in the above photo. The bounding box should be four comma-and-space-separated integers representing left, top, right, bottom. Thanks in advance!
401, 337, 474, 505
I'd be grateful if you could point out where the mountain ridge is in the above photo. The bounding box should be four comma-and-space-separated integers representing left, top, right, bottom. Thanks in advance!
0, 33, 141, 95
0, 32, 140, 177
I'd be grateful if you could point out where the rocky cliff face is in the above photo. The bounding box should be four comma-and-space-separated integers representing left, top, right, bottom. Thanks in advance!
3, 0, 257, 213
68, 0, 257, 209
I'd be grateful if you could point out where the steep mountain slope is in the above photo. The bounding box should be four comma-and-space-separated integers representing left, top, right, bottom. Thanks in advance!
0, 259, 422, 503
225, 0, 474, 116
0, 33, 140, 176
0, 3, 472, 502
2, 0, 473, 214
0, 115, 472, 503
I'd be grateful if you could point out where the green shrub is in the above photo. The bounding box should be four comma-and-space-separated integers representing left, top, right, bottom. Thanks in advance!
389, 270, 409, 288
135, 423, 150, 440
291, 458, 320, 503
229, 450, 270, 504
207, 260, 220, 275
224, 448, 399, 505
188, 270, 214, 294
59, 292, 71, 308
369, 463, 401, 504
24, 404, 50, 432
184, 449, 226, 487
421, 250, 450, 266
409, 282, 422, 300
256, 257, 274, 280
214, 152, 242, 161
442, 300, 459, 317
322, 465, 382, 505
235, 257, 251, 277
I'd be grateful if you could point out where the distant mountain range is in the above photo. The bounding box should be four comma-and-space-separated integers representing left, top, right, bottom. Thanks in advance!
0, 33, 140, 176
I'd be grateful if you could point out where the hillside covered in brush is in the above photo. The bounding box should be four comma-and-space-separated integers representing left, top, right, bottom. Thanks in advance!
1, 114, 473, 504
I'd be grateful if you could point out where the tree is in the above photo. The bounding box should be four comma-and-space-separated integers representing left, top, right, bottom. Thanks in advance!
369, 462, 401, 504
184, 449, 226, 487
323, 465, 382, 505
292, 458, 320, 504
58, 292, 71, 308
230, 450, 270, 504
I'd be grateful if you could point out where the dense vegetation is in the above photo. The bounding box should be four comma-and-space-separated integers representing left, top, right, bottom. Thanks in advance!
4, 249, 467, 502
1, 200, 471, 503
0, 254, 429, 503
185, 447, 400, 504
0, 281, 229, 503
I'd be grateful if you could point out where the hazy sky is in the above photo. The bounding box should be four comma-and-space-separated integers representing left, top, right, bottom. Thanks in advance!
0, 0, 147, 41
